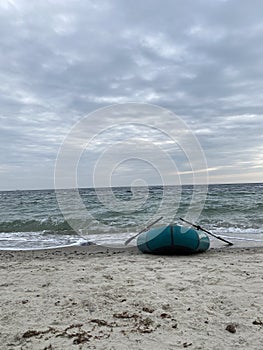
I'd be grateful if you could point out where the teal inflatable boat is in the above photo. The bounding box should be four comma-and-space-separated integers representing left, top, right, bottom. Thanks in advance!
137, 225, 210, 254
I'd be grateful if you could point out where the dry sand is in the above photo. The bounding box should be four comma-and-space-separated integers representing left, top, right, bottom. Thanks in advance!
0, 244, 262, 350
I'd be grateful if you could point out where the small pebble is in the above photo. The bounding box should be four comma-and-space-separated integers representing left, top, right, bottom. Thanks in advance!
226, 323, 236, 333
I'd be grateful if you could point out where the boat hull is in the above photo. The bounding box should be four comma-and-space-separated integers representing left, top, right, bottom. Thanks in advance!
137, 225, 210, 254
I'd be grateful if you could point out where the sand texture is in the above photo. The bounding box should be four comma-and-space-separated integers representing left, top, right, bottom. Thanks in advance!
0, 245, 263, 350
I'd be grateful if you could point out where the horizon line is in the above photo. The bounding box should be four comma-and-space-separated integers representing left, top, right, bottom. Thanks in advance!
1, 181, 262, 192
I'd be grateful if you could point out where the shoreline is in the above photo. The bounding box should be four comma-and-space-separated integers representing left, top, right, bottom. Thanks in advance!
1, 244, 263, 349
1, 240, 263, 258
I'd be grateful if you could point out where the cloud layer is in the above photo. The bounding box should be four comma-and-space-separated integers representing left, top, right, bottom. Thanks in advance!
1, 0, 263, 189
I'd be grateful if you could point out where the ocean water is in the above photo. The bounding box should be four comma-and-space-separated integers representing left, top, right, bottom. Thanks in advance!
0, 183, 263, 250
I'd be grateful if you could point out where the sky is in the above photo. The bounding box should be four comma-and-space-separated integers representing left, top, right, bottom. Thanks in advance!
0, 0, 263, 190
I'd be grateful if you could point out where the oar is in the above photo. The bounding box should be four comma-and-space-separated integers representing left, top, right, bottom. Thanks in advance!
179, 217, 233, 246
125, 216, 163, 245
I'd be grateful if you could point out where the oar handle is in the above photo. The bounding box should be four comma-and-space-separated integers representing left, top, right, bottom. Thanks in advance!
125, 216, 163, 245
180, 218, 233, 246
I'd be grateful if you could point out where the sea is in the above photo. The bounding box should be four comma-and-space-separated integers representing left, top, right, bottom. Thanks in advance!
0, 183, 263, 250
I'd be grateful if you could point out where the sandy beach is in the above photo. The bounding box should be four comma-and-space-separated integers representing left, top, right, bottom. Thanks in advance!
0, 244, 262, 350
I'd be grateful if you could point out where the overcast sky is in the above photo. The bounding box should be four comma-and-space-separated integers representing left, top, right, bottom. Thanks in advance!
1, 0, 263, 190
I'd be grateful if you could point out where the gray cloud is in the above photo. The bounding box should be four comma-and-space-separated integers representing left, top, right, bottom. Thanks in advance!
0, 0, 263, 189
